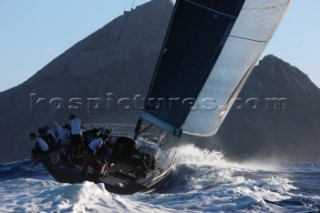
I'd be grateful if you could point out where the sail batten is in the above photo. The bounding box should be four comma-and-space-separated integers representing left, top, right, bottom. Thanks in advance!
229, 35, 268, 43
184, 0, 238, 19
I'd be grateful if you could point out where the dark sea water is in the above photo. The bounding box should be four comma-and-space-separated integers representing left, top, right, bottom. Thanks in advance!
0, 145, 319, 212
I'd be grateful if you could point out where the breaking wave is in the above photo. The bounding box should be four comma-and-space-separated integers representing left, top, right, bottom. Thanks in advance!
0, 145, 319, 212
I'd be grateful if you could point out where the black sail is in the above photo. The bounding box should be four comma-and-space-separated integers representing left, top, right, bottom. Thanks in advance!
142, 0, 245, 137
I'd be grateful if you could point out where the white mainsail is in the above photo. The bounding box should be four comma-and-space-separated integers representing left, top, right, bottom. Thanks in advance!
182, 0, 291, 136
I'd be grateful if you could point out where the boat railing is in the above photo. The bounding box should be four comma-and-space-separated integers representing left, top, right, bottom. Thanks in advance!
82, 123, 163, 143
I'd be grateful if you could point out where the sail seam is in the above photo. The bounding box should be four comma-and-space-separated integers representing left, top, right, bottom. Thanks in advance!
242, 1, 291, 10
185, 0, 237, 20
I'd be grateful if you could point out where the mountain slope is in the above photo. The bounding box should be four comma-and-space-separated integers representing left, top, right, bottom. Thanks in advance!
0, 0, 174, 163
211, 55, 320, 162
1, 0, 319, 163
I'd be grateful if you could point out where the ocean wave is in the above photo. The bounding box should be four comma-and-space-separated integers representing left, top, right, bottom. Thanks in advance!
0, 145, 319, 212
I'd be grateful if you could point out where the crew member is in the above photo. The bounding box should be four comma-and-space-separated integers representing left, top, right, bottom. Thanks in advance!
30, 132, 49, 162
53, 122, 70, 147
44, 125, 58, 150
68, 114, 83, 157
82, 135, 108, 176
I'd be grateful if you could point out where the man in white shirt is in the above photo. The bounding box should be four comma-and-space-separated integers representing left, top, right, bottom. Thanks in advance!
88, 137, 105, 155
43, 125, 58, 150
68, 114, 83, 157
52, 122, 70, 147
82, 135, 108, 175
30, 132, 49, 162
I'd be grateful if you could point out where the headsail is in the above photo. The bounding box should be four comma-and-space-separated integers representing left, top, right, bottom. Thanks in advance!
142, 0, 291, 137
142, 0, 245, 137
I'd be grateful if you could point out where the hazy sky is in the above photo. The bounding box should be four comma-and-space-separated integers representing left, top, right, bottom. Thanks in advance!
0, 0, 319, 92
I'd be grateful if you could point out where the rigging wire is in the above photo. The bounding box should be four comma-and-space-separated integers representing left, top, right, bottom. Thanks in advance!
84, 0, 136, 123
123, 0, 129, 11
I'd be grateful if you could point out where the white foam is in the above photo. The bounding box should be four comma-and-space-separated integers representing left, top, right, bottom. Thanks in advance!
0, 179, 174, 213
175, 144, 280, 171
156, 144, 299, 211
1, 145, 318, 212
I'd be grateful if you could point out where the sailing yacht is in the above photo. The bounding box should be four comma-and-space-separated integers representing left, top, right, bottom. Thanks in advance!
37, 0, 290, 194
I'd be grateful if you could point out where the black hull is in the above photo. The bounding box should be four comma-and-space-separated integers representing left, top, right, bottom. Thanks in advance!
38, 151, 172, 195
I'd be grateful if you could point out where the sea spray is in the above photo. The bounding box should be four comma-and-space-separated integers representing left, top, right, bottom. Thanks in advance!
0, 146, 319, 212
